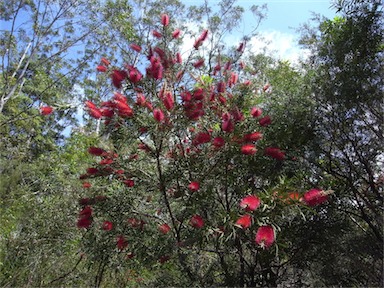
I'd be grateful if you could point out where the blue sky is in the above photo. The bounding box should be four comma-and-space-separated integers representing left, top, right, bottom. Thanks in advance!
181, 0, 337, 62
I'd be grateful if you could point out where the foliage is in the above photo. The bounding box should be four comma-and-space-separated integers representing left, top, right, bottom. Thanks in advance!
73, 7, 331, 286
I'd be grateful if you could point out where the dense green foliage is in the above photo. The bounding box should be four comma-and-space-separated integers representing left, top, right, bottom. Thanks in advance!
0, 0, 382, 287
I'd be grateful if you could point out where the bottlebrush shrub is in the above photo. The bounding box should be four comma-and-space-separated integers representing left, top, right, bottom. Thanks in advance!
76, 14, 333, 287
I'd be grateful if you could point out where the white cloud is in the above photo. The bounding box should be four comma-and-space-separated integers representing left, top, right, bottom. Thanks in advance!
248, 30, 310, 65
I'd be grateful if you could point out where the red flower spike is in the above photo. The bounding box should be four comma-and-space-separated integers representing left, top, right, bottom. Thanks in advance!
152, 30, 162, 38
85, 100, 97, 109
111, 69, 128, 88
240, 195, 261, 211
96, 65, 107, 72
217, 81, 226, 93
190, 214, 204, 228
88, 147, 105, 156
193, 58, 204, 68
117, 235, 128, 250
161, 14, 169, 26
236, 214, 252, 229
303, 189, 328, 207
88, 107, 102, 119
86, 167, 99, 175
153, 108, 165, 122
163, 92, 174, 111
199, 29, 209, 41
243, 132, 263, 143
212, 137, 225, 148
265, 147, 285, 161
241, 144, 257, 155
172, 29, 181, 39
79, 206, 93, 217
123, 179, 135, 187
255, 225, 275, 249
175, 52, 182, 64
259, 115, 272, 127
192, 132, 211, 146
77, 217, 92, 229
237, 42, 245, 52
102, 221, 113, 231
82, 182, 92, 188
130, 43, 142, 53
40, 106, 54, 115
159, 223, 171, 234
188, 181, 200, 192
251, 107, 262, 118
101, 57, 110, 66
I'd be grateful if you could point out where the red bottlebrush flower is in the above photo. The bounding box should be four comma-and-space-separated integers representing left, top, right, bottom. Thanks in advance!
193, 29, 208, 49
212, 137, 225, 148
100, 158, 113, 165
188, 181, 200, 192
192, 132, 211, 146
96, 65, 107, 72
138, 143, 151, 152
243, 132, 263, 143
159, 255, 170, 264
199, 29, 209, 41
79, 197, 92, 206
231, 108, 244, 122
79, 206, 93, 217
100, 108, 114, 118
101, 57, 110, 66
263, 83, 271, 92
88, 147, 105, 156
239, 61, 246, 69
303, 188, 328, 207
88, 107, 102, 119
172, 29, 181, 39
115, 169, 125, 175
85, 100, 97, 109
236, 214, 252, 229
102, 221, 113, 231
176, 70, 184, 81
230, 72, 239, 86
117, 235, 128, 250
136, 93, 146, 106
82, 182, 92, 188
240, 195, 261, 211
193, 88, 204, 100
130, 43, 142, 52
222, 120, 234, 133
217, 81, 226, 93
265, 147, 285, 161
241, 144, 257, 155
175, 52, 182, 64
86, 167, 99, 175
237, 42, 245, 52
77, 217, 92, 228
153, 108, 165, 122
40, 106, 53, 115
128, 67, 143, 84
259, 115, 271, 127
163, 92, 174, 111
161, 14, 169, 26
193, 58, 204, 68
111, 69, 128, 88
255, 225, 275, 249
189, 214, 204, 228
123, 179, 135, 187
152, 30, 162, 38
159, 223, 171, 234
251, 107, 262, 118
